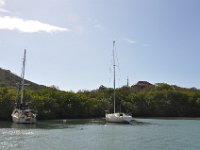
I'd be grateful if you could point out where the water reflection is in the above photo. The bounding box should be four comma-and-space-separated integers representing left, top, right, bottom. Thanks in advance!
131, 119, 154, 126
0, 118, 154, 130
11, 123, 36, 129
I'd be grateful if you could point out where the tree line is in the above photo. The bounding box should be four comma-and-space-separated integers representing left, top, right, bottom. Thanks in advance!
0, 83, 200, 120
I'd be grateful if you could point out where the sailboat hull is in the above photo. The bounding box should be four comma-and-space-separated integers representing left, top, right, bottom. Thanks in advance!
106, 113, 133, 123
11, 109, 37, 124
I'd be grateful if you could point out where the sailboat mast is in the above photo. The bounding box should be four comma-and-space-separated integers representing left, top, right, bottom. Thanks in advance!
20, 49, 26, 104
113, 41, 116, 113
127, 77, 129, 87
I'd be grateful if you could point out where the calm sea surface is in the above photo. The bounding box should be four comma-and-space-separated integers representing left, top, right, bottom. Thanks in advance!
0, 118, 200, 150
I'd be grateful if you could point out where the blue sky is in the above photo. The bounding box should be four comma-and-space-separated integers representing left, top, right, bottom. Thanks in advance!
0, 0, 200, 91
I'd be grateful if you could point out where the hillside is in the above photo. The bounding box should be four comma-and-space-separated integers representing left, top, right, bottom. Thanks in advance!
0, 67, 200, 120
0, 67, 45, 90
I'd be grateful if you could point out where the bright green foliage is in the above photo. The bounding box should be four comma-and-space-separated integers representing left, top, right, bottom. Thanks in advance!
0, 83, 200, 120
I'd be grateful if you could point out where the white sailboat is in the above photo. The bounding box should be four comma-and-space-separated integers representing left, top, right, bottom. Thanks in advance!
105, 41, 133, 123
11, 49, 37, 124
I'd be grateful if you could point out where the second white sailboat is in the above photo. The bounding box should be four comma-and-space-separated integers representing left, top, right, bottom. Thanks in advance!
105, 41, 133, 123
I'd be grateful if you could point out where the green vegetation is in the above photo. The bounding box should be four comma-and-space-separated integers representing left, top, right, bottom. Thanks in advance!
0, 82, 200, 120
0, 68, 200, 120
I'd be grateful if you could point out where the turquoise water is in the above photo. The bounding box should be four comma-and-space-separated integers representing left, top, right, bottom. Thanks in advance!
0, 118, 200, 150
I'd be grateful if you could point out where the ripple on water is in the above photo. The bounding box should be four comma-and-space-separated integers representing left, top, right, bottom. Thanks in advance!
0, 128, 35, 150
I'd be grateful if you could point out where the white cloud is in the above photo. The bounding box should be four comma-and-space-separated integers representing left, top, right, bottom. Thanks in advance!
0, 0, 5, 7
0, 16, 69, 33
123, 38, 136, 44
88, 18, 104, 31
94, 24, 104, 31
0, 8, 8, 13
0, 0, 9, 13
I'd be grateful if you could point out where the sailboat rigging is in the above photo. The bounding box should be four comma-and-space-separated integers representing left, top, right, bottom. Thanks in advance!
105, 41, 133, 123
11, 49, 37, 124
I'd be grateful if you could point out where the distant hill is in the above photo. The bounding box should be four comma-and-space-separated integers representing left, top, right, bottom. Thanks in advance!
0, 68, 46, 90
